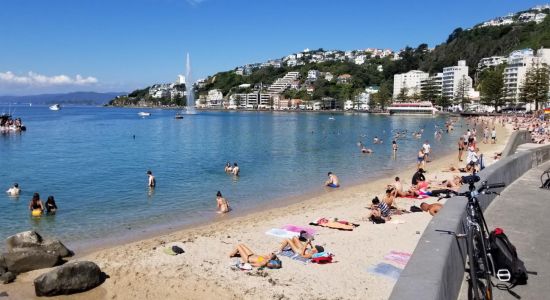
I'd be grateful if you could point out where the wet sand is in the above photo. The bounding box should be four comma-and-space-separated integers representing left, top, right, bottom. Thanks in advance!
2, 123, 510, 300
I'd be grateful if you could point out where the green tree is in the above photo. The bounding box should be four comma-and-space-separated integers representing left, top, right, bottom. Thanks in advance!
454, 75, 471, 110
420, 77, 440, 104
479, 65, 505, 111
374, 81, 392, 110
520, 61, 550, 110
396, 87, 409, 101
436, 95, 452, 108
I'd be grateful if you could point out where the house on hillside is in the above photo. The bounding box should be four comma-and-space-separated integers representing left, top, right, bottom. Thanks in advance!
337, 74, 352, 84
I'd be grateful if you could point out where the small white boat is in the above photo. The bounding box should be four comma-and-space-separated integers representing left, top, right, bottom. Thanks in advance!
138, 112, 151, 117
49, 104, 61, 111
328, 116, 335, 120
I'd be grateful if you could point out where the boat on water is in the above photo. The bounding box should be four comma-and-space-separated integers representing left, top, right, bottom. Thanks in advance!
174, 113, 184, 119
387, 102, 438, 115
138, 112, 151, 117
49, 104, 61, 111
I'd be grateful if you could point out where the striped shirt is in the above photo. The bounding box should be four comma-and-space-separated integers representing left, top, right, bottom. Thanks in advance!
378, 202, 391, 217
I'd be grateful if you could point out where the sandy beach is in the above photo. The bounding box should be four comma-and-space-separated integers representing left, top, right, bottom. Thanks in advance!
3, 122, 511, 300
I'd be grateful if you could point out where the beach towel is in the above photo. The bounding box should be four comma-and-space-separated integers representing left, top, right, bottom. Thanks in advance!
277, 249, 310, 265
265, 228, 299, 239
281, 225, 316, 235
383, 251, 411, 266
367, 263, 403, 281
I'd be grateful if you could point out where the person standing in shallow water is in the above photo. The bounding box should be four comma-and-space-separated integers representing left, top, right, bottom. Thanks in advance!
232, 163, 240, 176
45, 196, 58, 214
147, 170, 156, 188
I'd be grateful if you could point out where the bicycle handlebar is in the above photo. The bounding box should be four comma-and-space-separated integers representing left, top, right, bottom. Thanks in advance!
449, 180, 506, 198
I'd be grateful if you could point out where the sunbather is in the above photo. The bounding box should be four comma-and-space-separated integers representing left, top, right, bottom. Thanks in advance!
420, 202, 443, 216
278, 236, 323, 259
370, 196, 391, 221
309, 217, 357, 231
229, 244, 279, 268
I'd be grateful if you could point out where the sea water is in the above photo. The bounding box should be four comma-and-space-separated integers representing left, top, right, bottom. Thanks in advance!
0, 106, 466, 248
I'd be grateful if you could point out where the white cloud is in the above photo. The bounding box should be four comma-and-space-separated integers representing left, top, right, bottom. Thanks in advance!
0, 71, 98, 87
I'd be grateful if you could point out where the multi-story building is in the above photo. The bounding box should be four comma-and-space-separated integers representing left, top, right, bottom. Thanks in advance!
232, 93, 272, 109
441, 60, 473, 100
176, 75, 186, 85
206, 89, 224, 108
307, 70, 320, 81
267, 72, 300, 94
477, 56, 508, 70
392, 70, 429, 99
502, 48, 550, 103
420, 72, 443, 100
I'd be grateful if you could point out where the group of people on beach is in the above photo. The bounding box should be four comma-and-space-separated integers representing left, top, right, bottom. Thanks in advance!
508, 110, 550, 144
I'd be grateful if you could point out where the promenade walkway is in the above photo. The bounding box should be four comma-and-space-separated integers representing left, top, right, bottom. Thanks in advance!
459, 161, 550, 299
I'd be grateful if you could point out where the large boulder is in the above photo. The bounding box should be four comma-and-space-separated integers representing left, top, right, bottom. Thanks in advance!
6, 231, 42, 251
5, 231, 73, 258
34, 261, 104, 296
1, 272, 15, 284
3, 250, 60, 274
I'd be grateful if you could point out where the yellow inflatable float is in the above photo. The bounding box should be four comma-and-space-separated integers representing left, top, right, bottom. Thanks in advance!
31, 209, 42, 217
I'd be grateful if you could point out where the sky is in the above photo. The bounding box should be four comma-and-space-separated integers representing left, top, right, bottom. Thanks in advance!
0, 0, 545, 95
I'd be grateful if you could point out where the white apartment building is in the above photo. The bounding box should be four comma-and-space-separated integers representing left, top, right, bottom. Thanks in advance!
206, 89, 224, 108
232, 93, 271, 109
393, 70, 429, 99
477, 56, 508, 70
354, 55, 367, 65
267, 72, 300, 94
442, 60, 473, 100
503, 48, 550, 102
307, 70, 320, 81
325, 72, 334, 81
176, 75, 186, 85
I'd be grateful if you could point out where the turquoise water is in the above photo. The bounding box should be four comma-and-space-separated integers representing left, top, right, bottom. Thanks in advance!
0, 106, 464, 247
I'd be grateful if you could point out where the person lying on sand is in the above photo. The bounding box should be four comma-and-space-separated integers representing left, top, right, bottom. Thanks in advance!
370, 196, 391, 221
278, 237, 323, 259
229, 244, 280, 268
309, 217, 358, 231
442, 163, 475, 173
420, 202, 442, 216
433, 175, 462, 191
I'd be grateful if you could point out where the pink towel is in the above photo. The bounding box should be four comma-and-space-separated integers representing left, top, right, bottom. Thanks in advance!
281, 225, 316, 235
383, 251, 412, 266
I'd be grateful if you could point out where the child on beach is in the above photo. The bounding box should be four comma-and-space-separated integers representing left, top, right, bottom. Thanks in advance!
325, 172, 340, 188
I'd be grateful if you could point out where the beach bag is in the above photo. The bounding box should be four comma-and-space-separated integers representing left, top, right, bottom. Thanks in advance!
311, 255, 333, 264
489, 228, 528, 286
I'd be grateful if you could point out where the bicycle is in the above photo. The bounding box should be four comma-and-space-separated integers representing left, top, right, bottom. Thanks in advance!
436, 174, 505, 300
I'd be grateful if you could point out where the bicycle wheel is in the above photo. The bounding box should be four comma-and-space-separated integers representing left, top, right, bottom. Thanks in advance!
467, 227, 493, 300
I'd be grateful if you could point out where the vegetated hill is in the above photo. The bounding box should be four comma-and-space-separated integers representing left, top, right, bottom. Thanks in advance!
420, 13, 550, 75
0, 92, 126, 105
119, 9, 550, 105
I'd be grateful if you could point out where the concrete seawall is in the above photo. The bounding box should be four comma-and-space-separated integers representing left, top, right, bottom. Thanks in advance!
389, 138, 550, 300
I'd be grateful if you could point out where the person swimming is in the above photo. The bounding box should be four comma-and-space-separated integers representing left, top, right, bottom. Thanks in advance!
6, 183, 20, 196
232, 163, 240, 176
45, 195, 58, 214
147, 170, 156, 188
224, 162, 233, 173
29, 192, 44, 213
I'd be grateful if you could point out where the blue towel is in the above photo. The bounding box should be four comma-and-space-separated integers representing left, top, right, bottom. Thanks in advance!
278, 249, 310, 264
367, 263, 402, 281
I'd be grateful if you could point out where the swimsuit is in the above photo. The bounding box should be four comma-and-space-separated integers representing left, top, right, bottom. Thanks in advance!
328, 183, 339, 188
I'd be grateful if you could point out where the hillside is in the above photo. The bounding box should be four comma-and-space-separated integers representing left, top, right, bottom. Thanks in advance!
113, 6, 550, 107
0, 92, 126, 106
420, 11, 550, 75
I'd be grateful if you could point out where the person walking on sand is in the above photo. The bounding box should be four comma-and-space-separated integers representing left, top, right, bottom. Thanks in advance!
491, 128, 496, 144
147, 170, 156, 188
325, 172, 340, 188
458, 137, 465, 162
216, 191, 230, 213
422, 140, 431, 162
417, 148, 425, 169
